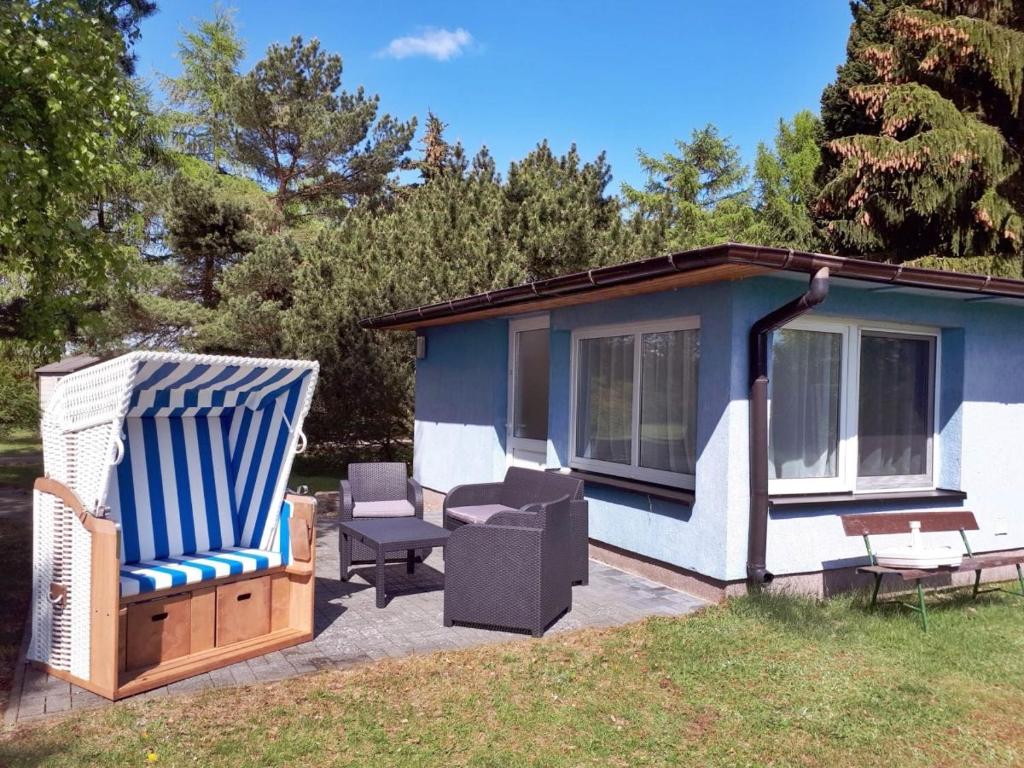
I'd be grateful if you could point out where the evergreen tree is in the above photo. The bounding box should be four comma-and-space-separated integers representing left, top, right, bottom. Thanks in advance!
163, 7, 244, 168
754, 111, 825, 250
623, 125, 764, 250
412, 111, 456, 183
504, 142, 628, 279
229, 36, 416, 215
165, 170, 260, 308
818, 0, 1024, 262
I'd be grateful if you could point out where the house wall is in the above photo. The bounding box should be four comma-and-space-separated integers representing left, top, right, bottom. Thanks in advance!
411, 273, 1024, 589
733, 276, 1024, 581
546, 283, 739, 580
413, 319, 509, 492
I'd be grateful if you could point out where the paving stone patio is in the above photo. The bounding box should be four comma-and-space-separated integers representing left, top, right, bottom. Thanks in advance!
4, 493, 707, 726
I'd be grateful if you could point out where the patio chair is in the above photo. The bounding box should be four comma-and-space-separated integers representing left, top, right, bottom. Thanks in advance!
443, 467, 589, 585
444, 495, 572, 637
30, 352, 319, 700
339, 462, 429, 573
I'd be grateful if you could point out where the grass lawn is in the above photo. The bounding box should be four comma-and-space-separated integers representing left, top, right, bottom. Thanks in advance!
0, 430, 39, 718
0, 429, 42, 458
2, 587, 1023, 767
286, 470, 338, 494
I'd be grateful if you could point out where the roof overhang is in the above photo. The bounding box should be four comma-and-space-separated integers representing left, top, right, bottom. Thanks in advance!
360, 243, 1024, 331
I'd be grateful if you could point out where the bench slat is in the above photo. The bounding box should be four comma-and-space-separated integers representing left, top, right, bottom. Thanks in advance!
857, 565, 939, 580
960, 553, 1024, 570
842, 510, 977, 536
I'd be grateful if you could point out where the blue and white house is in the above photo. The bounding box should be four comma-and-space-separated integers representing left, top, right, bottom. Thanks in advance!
363, 244, 1024, 598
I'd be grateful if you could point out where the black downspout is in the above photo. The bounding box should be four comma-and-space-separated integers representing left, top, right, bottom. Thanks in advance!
747, 267, 830, 588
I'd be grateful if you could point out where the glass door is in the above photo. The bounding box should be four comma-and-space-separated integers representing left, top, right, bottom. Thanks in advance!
507, 316, 550, 469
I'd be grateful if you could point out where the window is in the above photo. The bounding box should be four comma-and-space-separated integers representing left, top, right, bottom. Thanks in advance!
511, 326, 550, 441
571, 318, 700, 487
768, 318, 938, 494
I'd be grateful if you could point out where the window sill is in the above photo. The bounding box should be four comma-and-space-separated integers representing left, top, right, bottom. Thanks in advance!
769, 488, 966, 510
552, 468, 695, 505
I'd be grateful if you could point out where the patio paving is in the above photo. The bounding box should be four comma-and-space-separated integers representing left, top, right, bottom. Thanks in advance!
4, 494, 707, 726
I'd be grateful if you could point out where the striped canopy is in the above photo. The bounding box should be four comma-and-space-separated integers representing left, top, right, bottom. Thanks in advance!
48, 353, 318, 571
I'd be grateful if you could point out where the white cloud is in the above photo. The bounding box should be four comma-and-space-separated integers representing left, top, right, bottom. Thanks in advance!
379, 27, 473, 61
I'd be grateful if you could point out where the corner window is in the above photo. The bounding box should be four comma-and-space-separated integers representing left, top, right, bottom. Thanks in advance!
768, 318, 938, 494
571, 318, 699, 487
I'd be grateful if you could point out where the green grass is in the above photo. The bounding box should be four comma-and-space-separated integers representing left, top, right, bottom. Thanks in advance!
0, 428, 42, 458
0, 464, 40, 489
286, 471, 338, 494
0, 516, 31, 716
2, 587, 1023, 766
0, 428, 40, 714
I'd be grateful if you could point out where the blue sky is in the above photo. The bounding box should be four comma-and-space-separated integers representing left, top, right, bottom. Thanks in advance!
133, 1, 853, 191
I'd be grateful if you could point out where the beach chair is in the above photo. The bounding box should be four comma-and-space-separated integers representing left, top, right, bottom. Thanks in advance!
30, 352, 319, 699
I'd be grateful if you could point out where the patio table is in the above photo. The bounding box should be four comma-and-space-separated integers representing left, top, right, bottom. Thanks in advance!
339, 518, 451, 607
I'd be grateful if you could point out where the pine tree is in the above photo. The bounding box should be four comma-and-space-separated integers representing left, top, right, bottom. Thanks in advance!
413, 111, 455, 182
229, 36, 416, 215
818, 0, 1024, 263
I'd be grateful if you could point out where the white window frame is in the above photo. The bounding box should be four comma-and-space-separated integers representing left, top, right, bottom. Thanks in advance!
506, 314, 551, 467
569, 315, 700, 488
768, 316, 941, 495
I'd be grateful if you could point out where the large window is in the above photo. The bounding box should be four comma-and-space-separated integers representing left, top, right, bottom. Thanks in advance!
768, 318, 938, 494
571, 318, 699, 487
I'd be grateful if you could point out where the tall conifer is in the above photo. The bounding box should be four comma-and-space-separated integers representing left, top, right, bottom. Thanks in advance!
818, 1, 1023, 263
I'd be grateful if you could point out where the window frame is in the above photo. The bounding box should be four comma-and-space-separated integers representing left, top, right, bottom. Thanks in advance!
506, 314, 551, 453
569, 315, 700, 489
767, 316, 941, 496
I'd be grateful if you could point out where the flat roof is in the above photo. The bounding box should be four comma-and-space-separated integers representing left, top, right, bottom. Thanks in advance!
360, 243, 1024, 331
35, 354, 101, 375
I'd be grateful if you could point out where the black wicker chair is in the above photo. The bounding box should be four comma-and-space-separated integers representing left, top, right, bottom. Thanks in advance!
444, 496, 572, 637
443, 467, 589, 585
339, 462, 428, 570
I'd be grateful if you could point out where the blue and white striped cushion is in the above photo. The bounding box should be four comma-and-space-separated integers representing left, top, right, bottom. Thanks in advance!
119, 547, 283, 598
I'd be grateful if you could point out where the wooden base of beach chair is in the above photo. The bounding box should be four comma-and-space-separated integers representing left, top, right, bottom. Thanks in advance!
32, 490, 318, 701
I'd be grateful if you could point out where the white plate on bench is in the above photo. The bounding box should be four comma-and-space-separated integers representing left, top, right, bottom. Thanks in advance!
875, 545, 963, 569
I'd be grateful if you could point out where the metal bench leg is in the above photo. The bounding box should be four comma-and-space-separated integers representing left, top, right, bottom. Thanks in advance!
916, 580, 929, 632
972, 570, 982, 599
870, 572, 882, 609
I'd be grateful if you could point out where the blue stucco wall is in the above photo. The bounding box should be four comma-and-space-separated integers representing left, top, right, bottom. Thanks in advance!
411, 272, 1024, 584
413, 319, 509, 492
732, 275, 1024, 580
547, 283, 739, 579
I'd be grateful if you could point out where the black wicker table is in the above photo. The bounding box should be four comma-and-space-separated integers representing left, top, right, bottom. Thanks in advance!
339, 518, 451, 608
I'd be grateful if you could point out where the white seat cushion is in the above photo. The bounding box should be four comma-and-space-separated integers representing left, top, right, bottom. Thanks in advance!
352, 500, 415, 518
119, 547, 282, 598
446, 504, 517, 525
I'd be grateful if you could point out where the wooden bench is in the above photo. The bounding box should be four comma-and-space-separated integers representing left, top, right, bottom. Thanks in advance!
842, 511, 1024, 630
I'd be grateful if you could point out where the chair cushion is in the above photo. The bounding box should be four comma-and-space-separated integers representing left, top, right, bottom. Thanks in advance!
119, 547, 283, 598
447, 504, 518, 525
352, 500, 415, 518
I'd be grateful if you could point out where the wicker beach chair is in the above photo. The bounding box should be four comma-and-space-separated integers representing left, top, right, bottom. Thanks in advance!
30, 352, 319, 700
